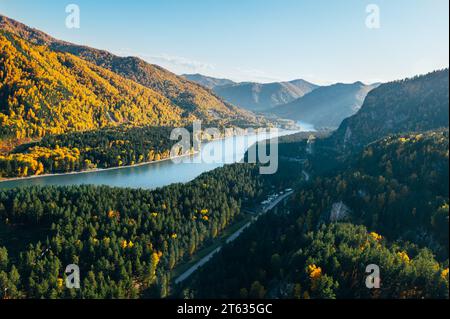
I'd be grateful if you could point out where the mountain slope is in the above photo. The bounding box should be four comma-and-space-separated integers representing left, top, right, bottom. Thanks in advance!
182, 73, 236, 89
0, 14, 254, 123
0, 30, 187, 139
183, 70, 450, 299
186, 129, 450, 299
195, 77, 319, 112
329, 69, 449, 150
271, 82, 377, 128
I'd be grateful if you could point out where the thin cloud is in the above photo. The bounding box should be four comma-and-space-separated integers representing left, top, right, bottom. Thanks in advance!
149, 54, 215, 72
114, 49, 215, 74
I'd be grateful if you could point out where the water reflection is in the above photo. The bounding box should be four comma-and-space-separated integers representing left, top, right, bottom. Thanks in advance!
0, 129, 300, 190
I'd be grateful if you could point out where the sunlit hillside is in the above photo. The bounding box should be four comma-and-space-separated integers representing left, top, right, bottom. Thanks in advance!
0, 30, 190, 140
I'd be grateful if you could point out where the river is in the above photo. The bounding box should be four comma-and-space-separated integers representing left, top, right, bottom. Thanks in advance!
0, 129, 303, 190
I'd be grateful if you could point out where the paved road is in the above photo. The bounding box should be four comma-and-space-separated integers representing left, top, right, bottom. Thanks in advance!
261, 191, 294, 214
174, 191, 294, 284
174, 246, 222, 284
302, 170, 310, 181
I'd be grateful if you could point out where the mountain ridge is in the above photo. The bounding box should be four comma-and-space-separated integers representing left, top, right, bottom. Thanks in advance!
183, 73, 319, 111
182, 73, 236, 89
329, 69, 449, 150
270, 81, 378, 128
0, 29, 189, 140
0, 14, 256, 124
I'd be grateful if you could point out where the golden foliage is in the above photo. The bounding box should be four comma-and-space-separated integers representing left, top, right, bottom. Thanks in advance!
108, 210, 120, 219
147, 251, 162, 285
57, 278, 64, 288
442, 268, 449, 280
0, 146, 80, 177
397, 251, 411, 263
0, 30, 188, 141
369, 232, 383, 242
307, 264, 322, 280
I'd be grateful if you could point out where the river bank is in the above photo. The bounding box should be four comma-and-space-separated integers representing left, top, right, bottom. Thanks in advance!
0, 129, 300, 190
0, 127, 287, 184
0, 151, 198, 184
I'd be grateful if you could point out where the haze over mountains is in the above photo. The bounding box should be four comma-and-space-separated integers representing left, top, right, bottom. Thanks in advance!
184, 73, 378, 128
272, 82, 379, 128
182, 73, 236, 89
329, 69, 449, 150
0, 13, 383, 135
184, 73, 319, 111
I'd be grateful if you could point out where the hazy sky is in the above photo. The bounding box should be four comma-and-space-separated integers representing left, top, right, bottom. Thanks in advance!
1, 0, 448, 84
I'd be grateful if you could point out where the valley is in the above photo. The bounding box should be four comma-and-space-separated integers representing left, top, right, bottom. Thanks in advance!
0, 8, 448, 302
0, 127, 299, 189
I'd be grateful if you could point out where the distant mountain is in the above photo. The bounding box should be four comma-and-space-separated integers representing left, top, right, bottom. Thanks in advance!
182, 74, 236, 89
0, 15, 256, 124
214, 79, 319, 112
329, 69, 449, 150
271, 82, 378, 129
184, 73, 319, 112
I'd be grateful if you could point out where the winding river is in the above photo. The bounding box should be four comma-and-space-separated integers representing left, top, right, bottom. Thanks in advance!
0, 129, 303, 190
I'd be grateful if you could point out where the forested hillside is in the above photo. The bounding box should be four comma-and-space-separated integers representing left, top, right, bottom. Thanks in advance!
0, 164, 270, 298
184, 130, 449, 299
0, 30, 188, 140
0, 13, 448, 301
0, 14, 270, 179
0, 126, 194, 178
181, 71, 450, 299
0, 15, 254, 124
329, 69, 449, 150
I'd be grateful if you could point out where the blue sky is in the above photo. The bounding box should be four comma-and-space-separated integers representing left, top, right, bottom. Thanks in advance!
0, 0, 448, 84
